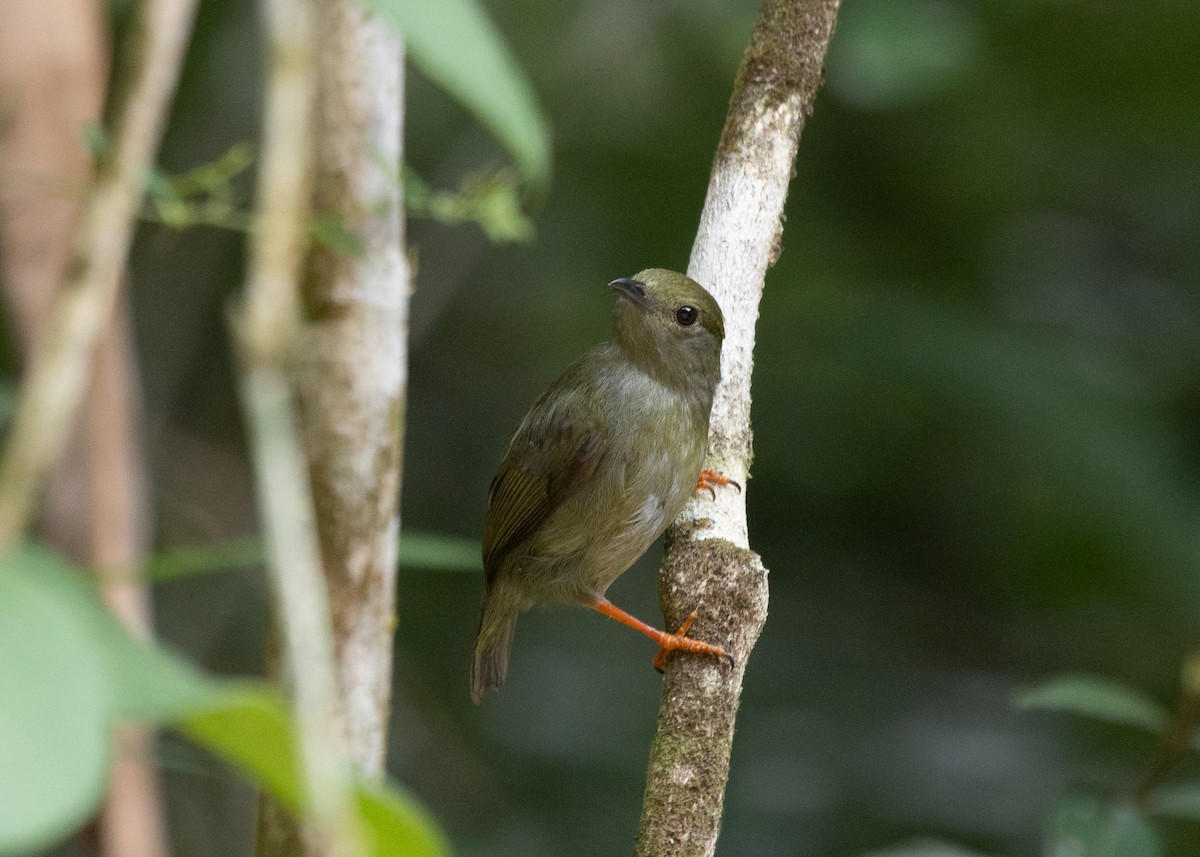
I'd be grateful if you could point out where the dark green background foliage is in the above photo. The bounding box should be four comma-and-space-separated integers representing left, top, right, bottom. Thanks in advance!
27, 0, 1200, 855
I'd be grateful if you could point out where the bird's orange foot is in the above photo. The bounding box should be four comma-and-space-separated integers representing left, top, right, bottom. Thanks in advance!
695, 468, 741, 500
652, 612, 735, 673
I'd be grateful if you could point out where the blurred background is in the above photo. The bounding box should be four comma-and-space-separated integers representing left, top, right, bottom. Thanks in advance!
24, 0, 1200, 854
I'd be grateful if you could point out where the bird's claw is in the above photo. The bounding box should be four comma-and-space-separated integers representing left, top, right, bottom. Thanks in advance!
652, 611, 733, 673
695, 469, 741, 499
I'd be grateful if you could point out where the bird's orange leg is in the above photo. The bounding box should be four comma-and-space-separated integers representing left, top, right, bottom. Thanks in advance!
695, 468, 741, 499
591, 597, 733, 672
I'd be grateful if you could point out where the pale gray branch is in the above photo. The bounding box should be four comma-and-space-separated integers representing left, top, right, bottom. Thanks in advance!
636, 2, 842, 855
235, 0, 362, 855
252, 3, 406, 854
296, 0, 407, 779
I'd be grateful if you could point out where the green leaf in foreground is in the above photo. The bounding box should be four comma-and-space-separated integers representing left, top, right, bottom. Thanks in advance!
0, 560, 112, 855
0, 545, 449, 856
1014, 674, 1170, 734
0, 545, 220, 854
366, 0, 551, 190
183, 689, 301, 806
184, 690, 449, 857
13, 546, 216, 722
357, 781, 450, 857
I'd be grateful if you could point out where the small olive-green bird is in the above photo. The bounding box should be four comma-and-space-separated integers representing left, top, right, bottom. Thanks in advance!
471, 268, 733, 704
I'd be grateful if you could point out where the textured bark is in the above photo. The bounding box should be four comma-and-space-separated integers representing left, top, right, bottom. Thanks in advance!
239, 0, 364, 856
253, 1, 406, 855
296, 0, 406, 779
635, 2, 841, 855
0, 3, 164, 855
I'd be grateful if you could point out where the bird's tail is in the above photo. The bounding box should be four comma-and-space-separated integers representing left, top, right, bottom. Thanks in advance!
470, 598, 518, 704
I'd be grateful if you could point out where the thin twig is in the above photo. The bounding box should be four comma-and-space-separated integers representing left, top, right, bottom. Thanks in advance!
635, 2, 841, 855
234, 0, 362, 855
0, 0, 199, 554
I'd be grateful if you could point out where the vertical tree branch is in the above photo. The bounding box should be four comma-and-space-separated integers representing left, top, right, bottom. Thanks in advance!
0, 0, 198, 553
635, 2, 841, 855
297, 0, 407, 779
236, 0, 362, 856
257, 2, 406, 853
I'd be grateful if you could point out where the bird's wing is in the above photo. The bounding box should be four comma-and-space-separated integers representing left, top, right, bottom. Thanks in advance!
482, 405, 607, 585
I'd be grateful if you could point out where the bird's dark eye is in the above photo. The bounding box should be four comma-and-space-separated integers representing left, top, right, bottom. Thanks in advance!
675, 305, 698, 326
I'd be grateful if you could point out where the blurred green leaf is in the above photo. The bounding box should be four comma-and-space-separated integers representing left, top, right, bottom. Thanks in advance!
182, 688, 301, 807
1045, 790, 1160, 857
167, 142, 254, 197
141, 143, 256, 233
0, 545, 448, 855
405, 165, 535, 243
0, 554, 111, 855
859, 839, 994, 857
94, 613, 216, 725
399, 531, 481, 572
137, 531, 479, 583
311, 213, 367, 257
140, 535, 264, 583
365, 0, 551, 190
17, 549, 216, 722
1144, 782, 1200, 822
1014, 675, 1170, 733
183, 689, 450, 857
0, 547, 215, 852
357, 780, 451, 857
825, 0, 980, 110
5, 547, 213, 720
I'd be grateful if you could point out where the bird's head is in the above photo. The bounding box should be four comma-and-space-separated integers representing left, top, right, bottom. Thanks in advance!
608, 269, 724, 393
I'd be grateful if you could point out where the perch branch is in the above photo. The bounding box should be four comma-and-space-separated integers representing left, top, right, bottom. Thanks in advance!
634, 2, 841, 855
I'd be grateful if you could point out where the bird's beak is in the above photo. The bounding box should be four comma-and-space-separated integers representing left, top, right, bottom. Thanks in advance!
608, 277, 650, 309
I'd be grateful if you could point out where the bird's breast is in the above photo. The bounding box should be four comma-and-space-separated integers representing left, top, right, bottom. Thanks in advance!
512, 362, 712, 602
